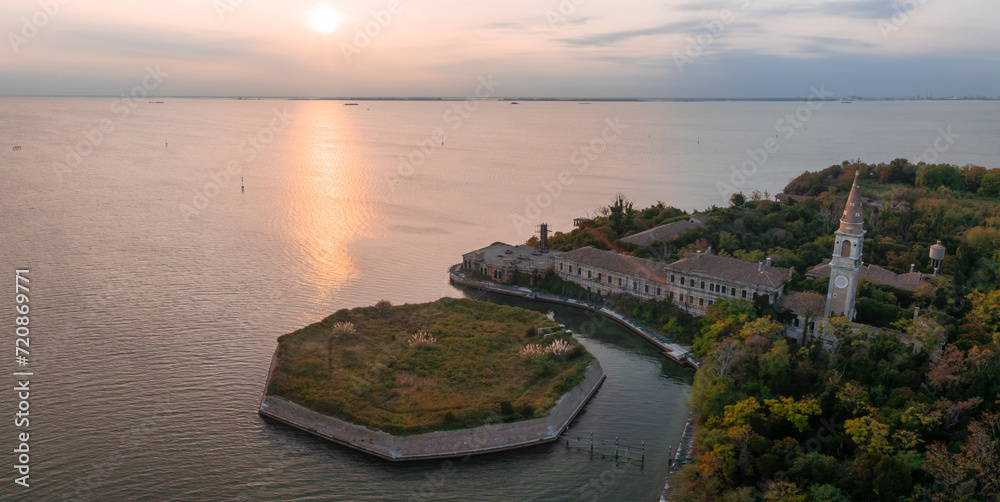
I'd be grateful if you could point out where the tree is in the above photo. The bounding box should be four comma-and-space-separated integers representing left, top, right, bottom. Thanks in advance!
921, 412, 1000, 500
808, 484, 850, 502
763, 481, 807, 502
963, 290, 1000, 345
927, 345, 964, 394
608, 194, 636, 236
758, 340, 791, 381
977, 169, 1000, 197
730, 192, 746, 207
844, 415, 893, 455
836, 381, 873, 417
764, 396, 822, 432
916, 164, 962, 191
817, 317, 860, 369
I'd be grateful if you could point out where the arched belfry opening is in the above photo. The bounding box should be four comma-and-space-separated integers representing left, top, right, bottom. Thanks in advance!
840, 240, 852, 258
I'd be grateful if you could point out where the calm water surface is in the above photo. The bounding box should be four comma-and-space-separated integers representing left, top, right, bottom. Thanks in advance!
2, 99, 998, 500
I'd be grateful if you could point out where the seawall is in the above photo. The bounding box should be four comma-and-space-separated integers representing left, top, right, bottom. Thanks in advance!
259, 358, 605, 461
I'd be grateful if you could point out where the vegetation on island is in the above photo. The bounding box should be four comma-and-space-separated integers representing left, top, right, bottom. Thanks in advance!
537, 159, 1000, 346
266, 297, 594, 436
529, 158, 1000, 500
670, 297, 999, 501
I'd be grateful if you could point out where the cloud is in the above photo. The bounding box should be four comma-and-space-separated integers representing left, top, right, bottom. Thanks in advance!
44, 27, 277, 62
557, 21, 699, 47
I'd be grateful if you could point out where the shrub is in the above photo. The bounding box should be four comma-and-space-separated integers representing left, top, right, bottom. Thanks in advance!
408, 332, 437, 346
375, 299, 393, 315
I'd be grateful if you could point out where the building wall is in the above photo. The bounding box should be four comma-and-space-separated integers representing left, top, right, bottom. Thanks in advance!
463, 257, 514, 282
553, 258, 664, 301
553, 256, 780, 317
663, 270, 778, 316
785, 313, 818, 342
462, 257, 554, 284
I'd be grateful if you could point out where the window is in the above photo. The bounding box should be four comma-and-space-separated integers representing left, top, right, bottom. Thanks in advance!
669, 291, 675, 300
689, 296, 694, 304
679, 294, 683, 302
618, 278, 622, 286
721, 286, 727, 294
679, 277, 685, 286
633, 282, 638, 291
608, 276, 612, 284
741, 290, 747, 298
657, 287, 661, 296
700, 281, 705, 290
670, 274, 675, 283
577, 267, 581, 275
559, 263, 564, 271
645, 285, 649, 293
753, 292, 758, 300
793, 318, 800, 327
841, 240, 851, 258
708, 300, 714, 306
597, 272, 602, 281
699, 298, 704, 306
731, 289, 736, 297
588, 270, 592, 278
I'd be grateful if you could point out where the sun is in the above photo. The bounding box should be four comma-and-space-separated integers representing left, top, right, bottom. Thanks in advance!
308, 3, 342, 34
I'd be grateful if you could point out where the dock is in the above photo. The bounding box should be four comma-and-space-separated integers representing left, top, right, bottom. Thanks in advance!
559, 430, 647, 459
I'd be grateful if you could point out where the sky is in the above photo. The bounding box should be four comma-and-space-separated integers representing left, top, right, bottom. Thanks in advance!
1, 0, 999, 98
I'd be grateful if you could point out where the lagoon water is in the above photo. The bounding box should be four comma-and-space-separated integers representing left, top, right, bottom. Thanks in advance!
2, 98, 999, 500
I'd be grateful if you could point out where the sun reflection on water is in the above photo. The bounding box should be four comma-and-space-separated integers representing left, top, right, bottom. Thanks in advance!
281, 101, 379, 300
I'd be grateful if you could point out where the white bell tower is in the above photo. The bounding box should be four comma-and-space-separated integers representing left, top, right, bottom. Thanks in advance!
824, 171, 865, 319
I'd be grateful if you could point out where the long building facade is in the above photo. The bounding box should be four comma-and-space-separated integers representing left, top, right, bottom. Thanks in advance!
554, 246, 791, 316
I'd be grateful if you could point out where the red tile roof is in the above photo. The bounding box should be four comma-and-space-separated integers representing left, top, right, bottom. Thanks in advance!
665, 252, 789, 290
620, 215, 708, 246
777, 291, 826, 316
557, 247, 670, 282
806, 259, 932, 291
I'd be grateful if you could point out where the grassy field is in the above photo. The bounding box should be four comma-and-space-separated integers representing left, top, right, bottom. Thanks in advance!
266, 297, 595, 436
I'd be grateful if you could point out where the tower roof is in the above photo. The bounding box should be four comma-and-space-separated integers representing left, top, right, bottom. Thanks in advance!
838, 171, 864, 235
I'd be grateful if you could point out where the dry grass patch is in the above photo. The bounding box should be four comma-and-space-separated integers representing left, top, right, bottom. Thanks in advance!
267, 298, 594, 435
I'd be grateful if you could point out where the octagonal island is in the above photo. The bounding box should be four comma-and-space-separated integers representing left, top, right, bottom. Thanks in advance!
259, 297, 605, 460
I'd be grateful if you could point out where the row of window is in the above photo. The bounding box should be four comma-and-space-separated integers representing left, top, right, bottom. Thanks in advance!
560, 262, 661, 296
559, 260, 767, 305
670, 273, 758, 299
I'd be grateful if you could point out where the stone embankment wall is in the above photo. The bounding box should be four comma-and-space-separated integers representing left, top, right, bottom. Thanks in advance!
259, 359, 605, 461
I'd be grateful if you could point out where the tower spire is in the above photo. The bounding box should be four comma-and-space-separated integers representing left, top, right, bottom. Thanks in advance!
838, 170, 864, 235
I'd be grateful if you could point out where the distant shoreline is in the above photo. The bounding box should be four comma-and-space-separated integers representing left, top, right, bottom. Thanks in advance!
2, 96, 998, 102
